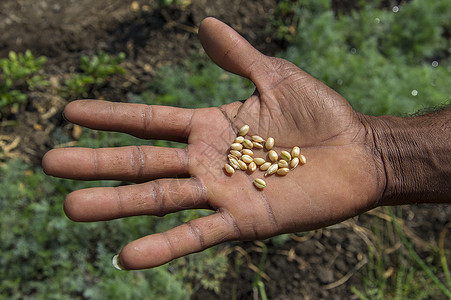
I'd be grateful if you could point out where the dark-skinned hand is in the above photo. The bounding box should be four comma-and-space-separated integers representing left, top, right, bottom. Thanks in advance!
42, 17, 386, 270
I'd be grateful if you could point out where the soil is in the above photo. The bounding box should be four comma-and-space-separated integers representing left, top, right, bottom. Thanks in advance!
0, 0, 281, 163
0, 1, 449, 299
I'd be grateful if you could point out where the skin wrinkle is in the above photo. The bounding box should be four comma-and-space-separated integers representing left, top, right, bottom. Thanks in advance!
374, 118, 394, 201
108, 101, 115, 119
191, 177, 207, 206
289, 102, 303, 136
184, 109, 195, 139
92, 148, 98, 176
113, 186, 124, 215
186, 221, 205, 249
261, 93, 281, 123
136, 146, 145, 178
252, 58, 288, 93
251, 223, 260, 240
360, 117, 387, 207
161, 232, 176, 260
217, 208, 242, 240
258, 103, 272, 140
221, 34, 241, 66
153, 180, 166, 217
234, 99, 261, 132
129, 147, 135, 176
217, 106, 237, 135
147, 180, 161, 217
256, 61, 302, 94
142, 105, 152, 137
244, 174, 278, 235
256, 187, 278, 233
246, 54, 264, 83
175, 147, 189, 175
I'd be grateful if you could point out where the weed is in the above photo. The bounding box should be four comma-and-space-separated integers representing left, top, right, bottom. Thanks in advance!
351, 208, 447, 299
0, 159, 225, 298
0, 50, 48, 112
61, 51, 125, 99
282, 0, 451, 116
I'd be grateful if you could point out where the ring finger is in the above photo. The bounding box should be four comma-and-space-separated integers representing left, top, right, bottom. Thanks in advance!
64, 177, 210, 221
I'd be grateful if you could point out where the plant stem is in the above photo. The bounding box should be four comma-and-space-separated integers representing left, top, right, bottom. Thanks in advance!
388, 207, 451, 298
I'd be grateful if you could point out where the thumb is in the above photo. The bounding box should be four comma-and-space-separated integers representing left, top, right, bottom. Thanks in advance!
198, 17, 276, 91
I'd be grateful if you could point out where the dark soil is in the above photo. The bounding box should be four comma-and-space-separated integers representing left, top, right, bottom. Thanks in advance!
1, 1, 449, 299
0, 0, 281, 163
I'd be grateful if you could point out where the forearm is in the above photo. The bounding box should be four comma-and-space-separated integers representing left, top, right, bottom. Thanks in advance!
367, 108, 450, 205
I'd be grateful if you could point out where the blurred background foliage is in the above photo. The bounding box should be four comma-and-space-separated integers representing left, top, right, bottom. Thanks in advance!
0, 0, 450, 298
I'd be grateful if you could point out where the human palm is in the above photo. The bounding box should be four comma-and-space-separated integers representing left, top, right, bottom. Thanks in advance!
43, 18, 384, 270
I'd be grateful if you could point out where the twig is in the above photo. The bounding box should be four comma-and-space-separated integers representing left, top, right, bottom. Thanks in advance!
232, 246, 271, 282
366, 208, 431, 251
290, 230, 315, 242
324, 255, 368, 290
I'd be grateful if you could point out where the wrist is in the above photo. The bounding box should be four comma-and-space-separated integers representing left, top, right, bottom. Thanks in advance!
362, 109, 450, 206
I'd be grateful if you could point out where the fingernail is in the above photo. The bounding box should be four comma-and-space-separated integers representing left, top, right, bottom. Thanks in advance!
112, 254, 126, 270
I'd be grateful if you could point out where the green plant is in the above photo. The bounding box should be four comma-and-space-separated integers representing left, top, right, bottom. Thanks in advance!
283, 0, 450, 116
0, 50, 48, 111
252, 242, 268, 300
351, 208, 447, 300
174, 247, 229, 294
269, 0, 300, 42
388, 208, 451, 298
0, 159, 223, 299
129, 57, 253, 109
61, 51, 125, 99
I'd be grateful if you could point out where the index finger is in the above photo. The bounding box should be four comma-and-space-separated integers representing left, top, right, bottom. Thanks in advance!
64, 100, 194, 142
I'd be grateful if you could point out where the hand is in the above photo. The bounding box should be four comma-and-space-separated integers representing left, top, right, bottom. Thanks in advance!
42, 17, 385, 270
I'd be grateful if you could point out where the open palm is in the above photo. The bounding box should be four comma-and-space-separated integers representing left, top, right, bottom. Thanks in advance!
43, 18, 385, 270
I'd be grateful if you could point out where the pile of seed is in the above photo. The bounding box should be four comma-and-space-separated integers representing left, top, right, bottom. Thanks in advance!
224, 125, 306, 189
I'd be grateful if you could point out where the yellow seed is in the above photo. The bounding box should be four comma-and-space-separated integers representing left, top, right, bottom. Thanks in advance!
268, 150, 278, 162
291, 146, 300, 158
239, 125, 249, 136
248, 162, 257, 172
299, 154, 307, 165
242, 149, 254, 156
235, 136, 244, 143
265, 163, 279, 176
228, 154, 239, 161
230, 150, 242, 157
290, 157, 299, 169
254, 178, 266, 189
252, 142, 264, 149
252, 135, 264, 143
241, 155, 253, 164
224, 164, 235, 174
243, 139, 253, 149
253, 157, 266, 165
278, 159, 289, 168
260, 162, 272, 171
231, 143, 243, 151
280, 151, 291, 161
229, 157, 240, 170
265, 137, 275, 150
237, 160, 247, 170
277, 168, 290, 176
